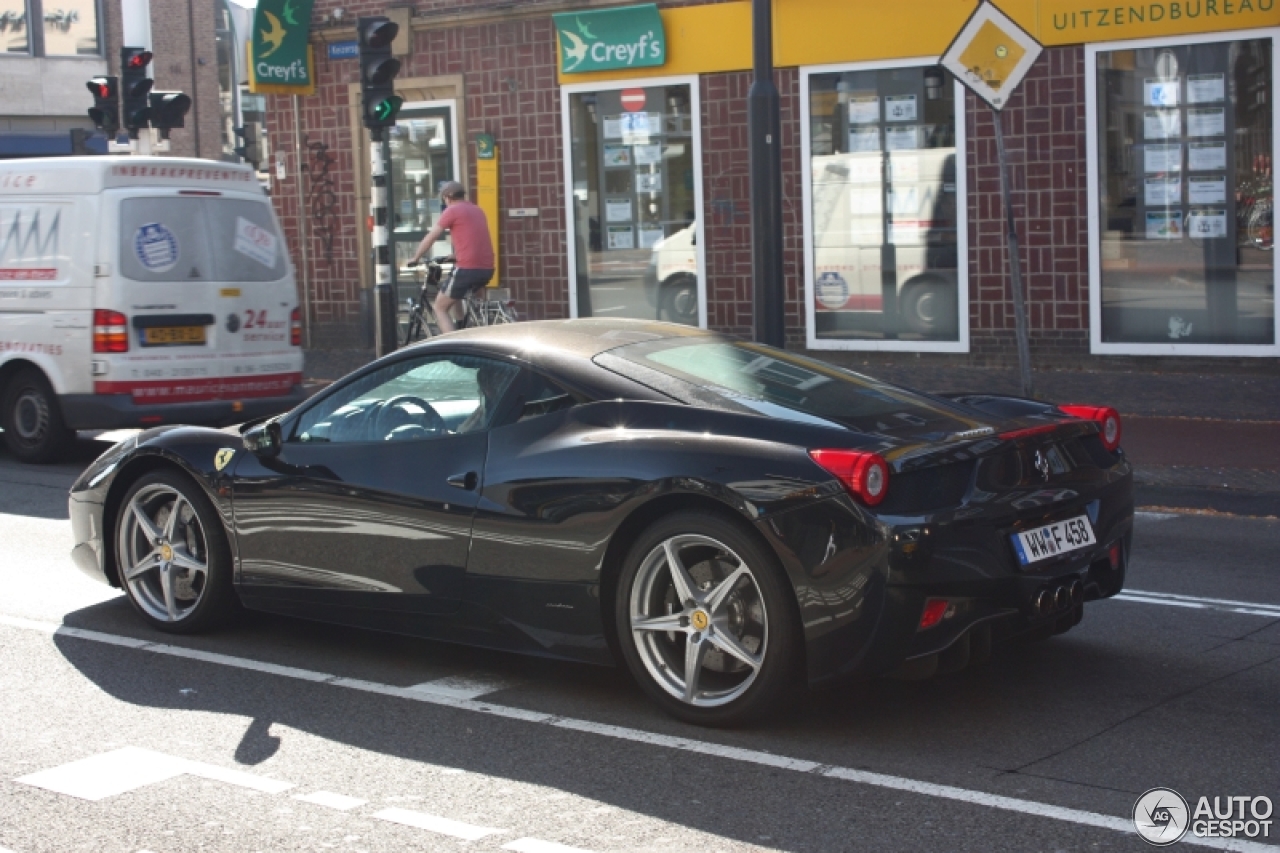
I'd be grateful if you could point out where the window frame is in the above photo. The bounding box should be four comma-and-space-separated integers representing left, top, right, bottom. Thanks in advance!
1085, 27, 1279, 357
558, 73, 708, 328
0, 0, 105, 58
799, 57, 970, 353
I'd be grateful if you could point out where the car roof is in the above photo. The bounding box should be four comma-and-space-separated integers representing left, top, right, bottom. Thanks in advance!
419, 318, 723, 359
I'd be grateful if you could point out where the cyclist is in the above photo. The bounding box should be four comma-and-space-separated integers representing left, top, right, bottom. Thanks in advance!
407, 180, 495, 333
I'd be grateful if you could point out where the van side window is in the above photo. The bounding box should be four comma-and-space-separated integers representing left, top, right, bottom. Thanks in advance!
119, 198, 213, 283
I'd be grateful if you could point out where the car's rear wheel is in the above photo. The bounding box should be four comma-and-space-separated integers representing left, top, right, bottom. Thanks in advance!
115, 470, 236, 634
1, 367, 74, 464
901, 278, 956, 337
659, 274, 698, 326
615, 511, 801, 726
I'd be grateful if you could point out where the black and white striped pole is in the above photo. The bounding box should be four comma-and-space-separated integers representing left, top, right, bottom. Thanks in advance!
370, 128, 396, 357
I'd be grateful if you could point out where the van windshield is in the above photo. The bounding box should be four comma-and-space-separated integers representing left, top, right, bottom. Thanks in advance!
119, 197, 287, 283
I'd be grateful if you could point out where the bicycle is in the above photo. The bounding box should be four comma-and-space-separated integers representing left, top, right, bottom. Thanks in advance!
400, 257, 519, 347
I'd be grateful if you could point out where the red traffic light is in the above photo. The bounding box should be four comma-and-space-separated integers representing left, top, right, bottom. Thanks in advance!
126, 50, 153, 69
360, 20, 398, 50
87, 80, 113, 98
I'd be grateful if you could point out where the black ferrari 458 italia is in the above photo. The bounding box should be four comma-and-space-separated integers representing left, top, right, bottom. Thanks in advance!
70, 319, 1133, 725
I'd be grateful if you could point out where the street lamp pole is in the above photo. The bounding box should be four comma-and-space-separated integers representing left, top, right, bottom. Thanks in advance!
748, 0, 784, 348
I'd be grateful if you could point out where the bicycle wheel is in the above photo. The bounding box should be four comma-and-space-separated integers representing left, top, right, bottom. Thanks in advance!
492, 301, 518, 324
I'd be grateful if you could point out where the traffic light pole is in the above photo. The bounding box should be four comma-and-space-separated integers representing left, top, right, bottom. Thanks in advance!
748, 0, 784, 348
370, 127, 397, 358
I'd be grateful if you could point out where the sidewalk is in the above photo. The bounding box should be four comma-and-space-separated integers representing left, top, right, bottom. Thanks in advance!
303, 348, 1280, 516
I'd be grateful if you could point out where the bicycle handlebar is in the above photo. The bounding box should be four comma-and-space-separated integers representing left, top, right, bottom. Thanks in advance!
409, 255, 456, 267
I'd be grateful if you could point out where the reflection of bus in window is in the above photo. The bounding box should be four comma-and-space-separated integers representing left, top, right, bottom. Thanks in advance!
811, 148, 959, 338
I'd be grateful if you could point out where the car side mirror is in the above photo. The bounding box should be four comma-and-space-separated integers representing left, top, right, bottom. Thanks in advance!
242, 420, 282, 458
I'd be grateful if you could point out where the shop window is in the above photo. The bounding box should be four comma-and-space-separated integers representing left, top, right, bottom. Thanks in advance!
386, 103, 458, 303
1090, 34, 1275, 352
0, 0, 100, 55
564, 79, 704, 326
802, 62, 966, 351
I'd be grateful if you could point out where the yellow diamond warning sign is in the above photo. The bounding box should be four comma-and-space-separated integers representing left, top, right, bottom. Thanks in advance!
941, 1, 1042, 109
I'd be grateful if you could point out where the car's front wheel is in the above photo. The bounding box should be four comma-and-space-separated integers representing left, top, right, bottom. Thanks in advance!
615, 511, 801, 726
115, 470, 236, 634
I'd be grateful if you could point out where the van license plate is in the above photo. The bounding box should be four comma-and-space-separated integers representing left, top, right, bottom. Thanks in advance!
1011, 515, 1095, 566
142, 326, 206, 346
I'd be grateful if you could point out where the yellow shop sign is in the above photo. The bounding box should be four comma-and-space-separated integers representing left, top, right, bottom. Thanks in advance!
1041, 0, 1278, 43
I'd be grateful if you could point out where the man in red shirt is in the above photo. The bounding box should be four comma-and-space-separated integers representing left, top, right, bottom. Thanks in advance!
408, 181, 495, 333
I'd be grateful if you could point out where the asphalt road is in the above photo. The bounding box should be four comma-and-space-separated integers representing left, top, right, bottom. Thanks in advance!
0, 435, 1277, 853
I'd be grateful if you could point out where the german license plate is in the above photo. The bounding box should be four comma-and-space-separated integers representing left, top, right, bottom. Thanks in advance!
141, 326, 206, 346
1011, 515, 1095, 566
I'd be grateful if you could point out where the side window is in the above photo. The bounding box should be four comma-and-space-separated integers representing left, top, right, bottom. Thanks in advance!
208, 199, 289, 282
516, 373, 580, 423
118, 197, 213, 283
292, 354, 518, 444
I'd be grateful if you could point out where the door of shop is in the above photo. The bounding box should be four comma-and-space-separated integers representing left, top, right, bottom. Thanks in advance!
386, 102, 460, 305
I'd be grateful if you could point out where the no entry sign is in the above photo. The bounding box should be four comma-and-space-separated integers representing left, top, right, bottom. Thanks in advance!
621, 88, 646, 112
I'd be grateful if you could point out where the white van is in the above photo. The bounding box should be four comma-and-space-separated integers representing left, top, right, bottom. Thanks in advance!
0, 157, 305, 463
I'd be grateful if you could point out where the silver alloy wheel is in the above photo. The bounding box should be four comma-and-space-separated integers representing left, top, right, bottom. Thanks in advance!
12, 387, 51, 444
629, 533, 768, 708
117, 483, 210, 623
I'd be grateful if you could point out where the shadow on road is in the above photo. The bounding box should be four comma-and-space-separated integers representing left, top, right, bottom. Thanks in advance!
0, 433, 115, 521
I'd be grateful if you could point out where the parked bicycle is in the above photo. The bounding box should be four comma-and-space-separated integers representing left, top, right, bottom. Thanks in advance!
399, 257, 519, 347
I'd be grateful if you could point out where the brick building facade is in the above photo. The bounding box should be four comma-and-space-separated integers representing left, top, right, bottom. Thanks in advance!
262, 0, 1278, 372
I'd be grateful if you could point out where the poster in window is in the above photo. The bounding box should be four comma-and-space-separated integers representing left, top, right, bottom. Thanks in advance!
638, 225, 664, 249
605, 198, 632, 223
603, 145, 632, 168
1187, 108, 1225, 137
633, 144, 662, 166
1188, 142, 1227, 171
849, 128, 880, 152
603, 117, 623, 139
1144, 176, 1181, 206
885, 126, 917, 151
1187, 208, 1228, 239
848, 96, 879, 125
1187, 73, 1225, 104
1143, 144, 1182, 173
1145, 211, 1183, 240
1144, 78, 1179, 107
606, 225, 634, 249
884, 94, 917, 122
1144, 110, 1181, 140
635, 171, 663, 193
1188, 176, 1227, 204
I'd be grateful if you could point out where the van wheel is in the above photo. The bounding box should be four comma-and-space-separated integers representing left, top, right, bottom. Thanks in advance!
659, 275, 699, 325
901, 279, 956, 337
1, 367, 75, 464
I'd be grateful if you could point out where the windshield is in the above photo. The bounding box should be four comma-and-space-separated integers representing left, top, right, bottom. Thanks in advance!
598, 338, 976, 435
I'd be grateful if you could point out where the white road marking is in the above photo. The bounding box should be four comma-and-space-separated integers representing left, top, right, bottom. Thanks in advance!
293, 791, 367, 811
371, 807, 504, 841
503, 839, 599, 853
1118, 589, 1280, 619
407, 674, 513, 700
5, 614, 1278, 853
15, 746, 293, 801
1135, 511, 1178, 521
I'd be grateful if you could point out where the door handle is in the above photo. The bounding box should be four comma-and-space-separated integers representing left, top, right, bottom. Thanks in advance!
447, 471, 478, 491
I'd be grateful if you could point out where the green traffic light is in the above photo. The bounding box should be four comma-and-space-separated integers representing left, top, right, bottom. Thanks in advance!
372, 96, 403, 123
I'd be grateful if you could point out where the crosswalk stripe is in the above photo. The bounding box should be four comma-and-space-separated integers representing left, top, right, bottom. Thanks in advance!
293, 791, 367, 811
371, 807, 505, 841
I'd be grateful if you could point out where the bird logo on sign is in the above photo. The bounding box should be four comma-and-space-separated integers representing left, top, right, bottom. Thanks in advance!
260, 11, 287, 59
560, 29, 589, 72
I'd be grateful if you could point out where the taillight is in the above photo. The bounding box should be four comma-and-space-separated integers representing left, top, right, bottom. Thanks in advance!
998, 423, 1060, 442
1060, 404, 1122, 451
93, 309, 128, 353
809, 449, 889, 506
918, 598, 952, 630
290, 307, 302, 346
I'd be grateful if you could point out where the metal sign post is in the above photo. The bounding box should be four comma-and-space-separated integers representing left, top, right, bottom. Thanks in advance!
940, 1, 1042, 398
370, 128, 396, 357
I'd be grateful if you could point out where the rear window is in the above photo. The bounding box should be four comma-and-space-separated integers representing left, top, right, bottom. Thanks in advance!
119, 197, 288, 283
597, 339, 961, 433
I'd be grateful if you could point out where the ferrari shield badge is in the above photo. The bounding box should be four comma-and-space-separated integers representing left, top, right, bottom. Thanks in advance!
214, 448, 236, 472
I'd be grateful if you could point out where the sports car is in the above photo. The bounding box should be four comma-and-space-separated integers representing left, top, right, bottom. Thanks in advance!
69, 319, 1133, 726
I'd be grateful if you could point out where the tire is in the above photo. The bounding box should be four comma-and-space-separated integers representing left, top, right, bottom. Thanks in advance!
115, 469, 237, 634
901, 279, 957, 337
1, 367, 74, 464
658, 275, 698, 326
614, 511, 802, 726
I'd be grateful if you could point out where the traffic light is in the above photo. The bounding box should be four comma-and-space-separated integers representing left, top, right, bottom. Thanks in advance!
86, 75, 119, 137
357, 17, 402, 130
149, 91, 191, 138
120, 47, 154, 136
234, 122, 263, 167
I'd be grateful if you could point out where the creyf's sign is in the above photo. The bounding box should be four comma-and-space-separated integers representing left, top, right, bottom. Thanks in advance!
553, 4, 666, 74
248, 0, 316, 93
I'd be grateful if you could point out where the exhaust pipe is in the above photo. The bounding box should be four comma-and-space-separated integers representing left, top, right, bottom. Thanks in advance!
1070, 579, 1084, 605
1054, 586, 1070, 611
1034, 589, 1052, 616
